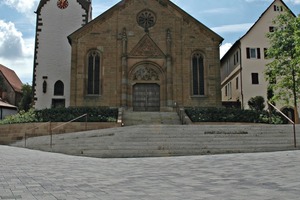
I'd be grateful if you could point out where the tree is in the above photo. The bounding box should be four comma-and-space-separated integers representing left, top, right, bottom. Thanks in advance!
248, 96, 265, 111
18, 84, 33, 112
265, 12, 300, 122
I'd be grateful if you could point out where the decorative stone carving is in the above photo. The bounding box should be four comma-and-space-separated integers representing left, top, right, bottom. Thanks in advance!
129, 34, 165, 58
137, 9, 156, 32
133, 65, 160, 81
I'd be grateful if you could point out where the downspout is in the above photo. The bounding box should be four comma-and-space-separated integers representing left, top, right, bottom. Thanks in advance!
238, 44, 244, 109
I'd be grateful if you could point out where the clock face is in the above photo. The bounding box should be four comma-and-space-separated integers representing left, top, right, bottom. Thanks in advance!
57, 0, 69, 9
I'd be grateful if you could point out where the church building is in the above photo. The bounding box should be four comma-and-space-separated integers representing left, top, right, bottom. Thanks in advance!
34, 0, 223, 111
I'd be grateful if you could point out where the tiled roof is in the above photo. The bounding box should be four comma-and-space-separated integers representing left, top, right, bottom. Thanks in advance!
0, 64, 23, 93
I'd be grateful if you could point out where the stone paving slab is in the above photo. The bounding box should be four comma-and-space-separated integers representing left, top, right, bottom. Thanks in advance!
1, 145, 300, 199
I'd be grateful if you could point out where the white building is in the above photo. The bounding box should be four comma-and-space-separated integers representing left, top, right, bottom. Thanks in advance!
33, 0, 92, 109
220, 0, 296, 113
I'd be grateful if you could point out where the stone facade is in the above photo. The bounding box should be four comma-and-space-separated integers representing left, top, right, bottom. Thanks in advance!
69, 0, 223, 111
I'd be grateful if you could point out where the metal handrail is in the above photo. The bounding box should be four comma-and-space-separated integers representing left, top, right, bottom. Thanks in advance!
24, 121, 51, 147
49, 113, 88, 148
268, 102, 296, 148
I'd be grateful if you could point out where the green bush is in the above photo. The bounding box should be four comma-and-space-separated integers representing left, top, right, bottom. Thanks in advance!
0, 107, 118, 124
185, 107, 286, 124
0, 109, 39, 124
35, 107, 118, 122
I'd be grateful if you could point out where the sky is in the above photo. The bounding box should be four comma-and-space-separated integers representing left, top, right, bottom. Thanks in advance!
0, 0, 299, 84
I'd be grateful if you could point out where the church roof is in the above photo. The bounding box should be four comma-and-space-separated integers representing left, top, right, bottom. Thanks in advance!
0, 64, 23, 93
68, 0, 223, 43
36, 0, 91, 13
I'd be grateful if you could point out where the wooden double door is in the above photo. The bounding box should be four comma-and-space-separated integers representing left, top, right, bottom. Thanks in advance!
133, 83, 160, 111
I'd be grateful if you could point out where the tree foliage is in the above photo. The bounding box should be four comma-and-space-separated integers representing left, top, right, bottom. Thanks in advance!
265, 12, 300, 107
18, 84, 33, 112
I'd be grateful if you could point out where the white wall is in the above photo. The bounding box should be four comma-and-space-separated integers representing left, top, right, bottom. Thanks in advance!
35, 0, 89, 109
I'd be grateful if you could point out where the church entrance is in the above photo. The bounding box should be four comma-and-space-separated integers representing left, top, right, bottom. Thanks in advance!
133, 83, 160, 111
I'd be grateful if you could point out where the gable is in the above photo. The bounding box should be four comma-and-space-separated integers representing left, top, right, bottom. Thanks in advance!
129, 34, 165, 58
69, 0, 223, 43
0, 64, 22, 93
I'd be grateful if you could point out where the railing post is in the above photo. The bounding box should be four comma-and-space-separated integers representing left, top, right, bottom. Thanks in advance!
268, 102, 297, 148
85, 114, 88, 131
49, 122, 52, 149
24, 133, 26, 148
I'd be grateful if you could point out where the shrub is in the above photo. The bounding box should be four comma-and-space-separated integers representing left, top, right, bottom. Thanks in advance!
248, 96, 265, 111
0, 107, 118, 124
185, 107, 285, 124
0, 109, 39, 124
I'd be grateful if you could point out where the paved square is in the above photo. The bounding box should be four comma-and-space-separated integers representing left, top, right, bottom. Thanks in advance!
1, 145, 300, 199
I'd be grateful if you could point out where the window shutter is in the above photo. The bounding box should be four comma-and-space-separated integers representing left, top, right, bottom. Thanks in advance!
246, 48, 250, 59
257, 48, 261, 59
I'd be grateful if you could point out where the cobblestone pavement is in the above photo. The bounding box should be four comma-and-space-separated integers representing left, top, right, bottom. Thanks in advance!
1, 145, 300, 200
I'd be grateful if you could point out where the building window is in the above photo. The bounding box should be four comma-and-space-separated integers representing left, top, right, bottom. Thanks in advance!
87, 50, 101, 95
192, 52, 205, 96
269, 26, 275, 32
225, 85, 228, 96
236, 77, 239, 90
251, 73, 259, 85
54, 80, 64, 96
264, 48, 268, 59
246, 48, 261, 59
274, 5, 283, 12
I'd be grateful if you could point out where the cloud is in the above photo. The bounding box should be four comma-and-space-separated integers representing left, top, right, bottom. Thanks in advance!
212, 23, 254, 34
287, 0, 300, 4
2, 0, 38, 14
0, 20, 34, 83
220, 43, 233, 58
199, 8, 233, 14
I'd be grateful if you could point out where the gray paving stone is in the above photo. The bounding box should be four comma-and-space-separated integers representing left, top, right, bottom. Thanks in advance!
1, 145, 300, 199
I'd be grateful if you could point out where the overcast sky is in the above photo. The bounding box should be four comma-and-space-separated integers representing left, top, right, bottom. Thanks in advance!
0, 0, 299, 84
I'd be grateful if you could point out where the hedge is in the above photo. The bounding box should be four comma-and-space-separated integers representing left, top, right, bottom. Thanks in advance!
185, 107, 287, 124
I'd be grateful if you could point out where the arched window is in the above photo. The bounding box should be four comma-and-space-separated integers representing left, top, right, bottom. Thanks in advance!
192, 52, 205, 95
54, 80, 64, 96
87, 50, 101, 95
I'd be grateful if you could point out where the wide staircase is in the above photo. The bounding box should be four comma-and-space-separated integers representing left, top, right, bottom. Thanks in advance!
11, 124, 300, 158
122, 111, 182, 126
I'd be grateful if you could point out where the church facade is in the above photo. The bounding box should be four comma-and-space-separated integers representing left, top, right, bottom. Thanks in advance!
68, 0, 223, 111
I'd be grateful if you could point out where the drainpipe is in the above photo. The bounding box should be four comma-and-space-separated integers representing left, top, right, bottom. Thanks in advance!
238, 45, 244, 109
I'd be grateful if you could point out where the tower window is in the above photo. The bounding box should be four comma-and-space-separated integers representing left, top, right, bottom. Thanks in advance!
54, 80, 64, 96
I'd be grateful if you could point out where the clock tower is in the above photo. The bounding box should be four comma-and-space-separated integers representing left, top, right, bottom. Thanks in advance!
33, 0, 92, 109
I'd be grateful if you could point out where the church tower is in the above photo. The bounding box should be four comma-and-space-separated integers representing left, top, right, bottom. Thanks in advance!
33, 0, 92, 109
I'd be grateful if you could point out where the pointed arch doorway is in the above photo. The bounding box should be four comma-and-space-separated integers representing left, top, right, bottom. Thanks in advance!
133, 83, 160, 111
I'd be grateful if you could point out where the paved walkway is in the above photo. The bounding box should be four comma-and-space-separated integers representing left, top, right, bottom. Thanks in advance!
1, 146, 300, 200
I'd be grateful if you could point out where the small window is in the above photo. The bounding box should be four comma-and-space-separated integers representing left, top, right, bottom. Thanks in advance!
264, 48, 268, 59
225, 85, 228, 96
251, 73, 259, 85
246, 48, 261, 59
54, 80, 64, 96
236, 77, 239, 90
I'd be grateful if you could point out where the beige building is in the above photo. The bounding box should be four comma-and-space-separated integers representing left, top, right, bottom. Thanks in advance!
68, 0, 223, 111
221, 0, 295, 112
